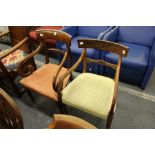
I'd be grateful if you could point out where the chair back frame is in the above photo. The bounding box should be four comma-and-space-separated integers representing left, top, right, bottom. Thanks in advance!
78, 39, 128, 56
36, 30, 72, 89
36, 29, 71, 46
77, 39, 128, 73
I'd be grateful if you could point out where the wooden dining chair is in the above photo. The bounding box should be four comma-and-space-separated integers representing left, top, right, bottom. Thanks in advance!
18, 29, 72, 113
56, 39, 129, 128
48, 114, 96, 129
0, 30, 38, 97
0, 88, 23, 129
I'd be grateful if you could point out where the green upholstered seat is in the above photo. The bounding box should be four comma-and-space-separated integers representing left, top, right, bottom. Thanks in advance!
62, 73, 115, 119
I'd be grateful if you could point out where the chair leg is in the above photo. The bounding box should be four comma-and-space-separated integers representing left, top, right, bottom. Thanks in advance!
26, 89, 35, 103
68, 54, 73, 82
106, 112, 114, 129
9, 79, 23, 98
69, 73, 73, 82
63, 104, 68, 114
57, 101, 65, 114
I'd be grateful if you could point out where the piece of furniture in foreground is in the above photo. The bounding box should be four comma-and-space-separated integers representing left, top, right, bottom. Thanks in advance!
56, 39, 128, 129
48, 114, 96, 129
19, 30, 72, 113
0, 88, 23, 129
103, 26, 155, 89
0, 28, 37, 97
57, 26, 114, 73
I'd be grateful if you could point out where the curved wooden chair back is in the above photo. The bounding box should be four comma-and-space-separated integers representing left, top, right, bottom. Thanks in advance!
35, 29, 72, 64
0, 88, 23, 129
36, 29, 71, 46
48, 114, 96, 129
57, 39, 129, 89
35, 29, 72, 59
77, 39, 128, 74
35, 30, 72, 89
78, 39, 128, 56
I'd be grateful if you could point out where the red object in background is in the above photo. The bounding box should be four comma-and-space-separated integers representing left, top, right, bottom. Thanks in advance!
29, 26, 63, 47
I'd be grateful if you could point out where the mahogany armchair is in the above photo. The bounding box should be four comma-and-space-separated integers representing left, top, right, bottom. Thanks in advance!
48, 114, 96, 129
56, 39, 128, 128
18, 29, 72, 113
0, 88, 23, 129
0, 31, 37, 97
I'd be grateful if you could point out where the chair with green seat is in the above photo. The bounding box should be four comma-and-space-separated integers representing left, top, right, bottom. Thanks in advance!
56, 39, 128, 128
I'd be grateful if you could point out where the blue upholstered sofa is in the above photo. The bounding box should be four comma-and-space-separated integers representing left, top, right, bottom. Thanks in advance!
102, 26, 155, 89
57, 26, 114, 73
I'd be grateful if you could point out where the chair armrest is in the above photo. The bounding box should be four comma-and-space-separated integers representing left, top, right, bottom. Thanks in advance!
97, 26, 115, 40
56, 49, 86, 91
103, 26, 119, 42
0, 37, 28, 60
17, 42, 44, 77
0, 31, 9, 37
53, 51, 69, 90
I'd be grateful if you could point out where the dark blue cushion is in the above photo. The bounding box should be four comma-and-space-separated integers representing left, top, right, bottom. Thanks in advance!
60, 35, 99, 58
105, 41, 150, 73
117, 26, 155, 47
77, 26, 108, 38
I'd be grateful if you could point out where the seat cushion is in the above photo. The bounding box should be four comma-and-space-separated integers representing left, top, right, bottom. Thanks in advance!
60, 35, 98, 58
105, 41, 150, 72
0, 49, 28, 71
62, 73, 115, 119
20, 64, 70, 101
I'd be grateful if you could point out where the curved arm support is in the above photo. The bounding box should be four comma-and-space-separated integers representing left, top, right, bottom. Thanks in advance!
0, 31, 9, 37
0, 37, 28, 60
17, 42, 44, 77
56, 49, 86, 91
